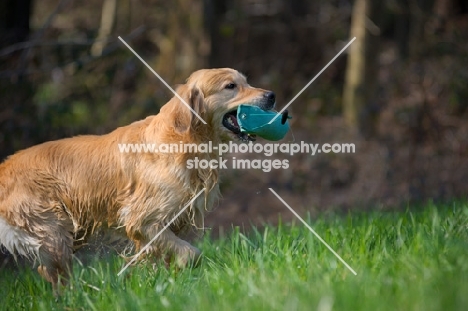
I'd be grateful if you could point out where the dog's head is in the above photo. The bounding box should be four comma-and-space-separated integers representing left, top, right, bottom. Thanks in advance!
164, 68, 275, 142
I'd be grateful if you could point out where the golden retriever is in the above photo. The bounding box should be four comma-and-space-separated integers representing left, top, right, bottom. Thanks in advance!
0, 68, 276, 286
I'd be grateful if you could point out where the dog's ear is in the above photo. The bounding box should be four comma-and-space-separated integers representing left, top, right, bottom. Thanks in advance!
170, 84, 205, 134
188, 87, 206, 128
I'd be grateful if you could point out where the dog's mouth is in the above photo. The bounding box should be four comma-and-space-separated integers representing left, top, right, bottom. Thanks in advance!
222, 109, 256, 142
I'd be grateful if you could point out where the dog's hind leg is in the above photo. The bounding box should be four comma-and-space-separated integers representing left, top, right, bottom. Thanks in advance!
0, 205, 74, 290
33, 209, 74, 288
37, 234, 73, 287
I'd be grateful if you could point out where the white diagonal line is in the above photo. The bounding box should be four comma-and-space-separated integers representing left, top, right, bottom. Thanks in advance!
117, 188, 206, 276
118, 36, 207, 125
268, 37, 356, 124
268, 188, 357, 275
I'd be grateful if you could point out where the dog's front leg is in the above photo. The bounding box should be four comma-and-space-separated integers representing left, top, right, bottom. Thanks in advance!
134, 227, 201, 268
161, 229, 202, 267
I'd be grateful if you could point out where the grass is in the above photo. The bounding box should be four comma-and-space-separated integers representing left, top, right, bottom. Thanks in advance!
1, 201, 468, 310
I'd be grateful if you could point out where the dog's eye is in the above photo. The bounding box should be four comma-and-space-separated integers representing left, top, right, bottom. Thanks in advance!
225, 83, 237, 90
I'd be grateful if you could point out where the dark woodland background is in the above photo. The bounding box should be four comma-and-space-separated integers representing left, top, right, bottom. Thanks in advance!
1, 0, 467, 231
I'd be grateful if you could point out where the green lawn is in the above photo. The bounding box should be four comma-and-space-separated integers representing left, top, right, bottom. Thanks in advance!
1, 202, 467, 310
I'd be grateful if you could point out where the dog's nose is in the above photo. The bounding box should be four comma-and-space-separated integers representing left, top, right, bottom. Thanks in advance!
263, 91, 276, 107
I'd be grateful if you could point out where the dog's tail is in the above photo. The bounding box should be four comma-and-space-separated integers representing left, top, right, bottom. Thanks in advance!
0, 216, 41, 262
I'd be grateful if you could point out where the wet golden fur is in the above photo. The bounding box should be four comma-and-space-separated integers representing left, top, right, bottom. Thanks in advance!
0, 68, 272, 286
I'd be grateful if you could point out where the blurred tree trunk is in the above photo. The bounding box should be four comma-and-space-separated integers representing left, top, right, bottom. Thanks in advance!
154, 0, 209, 82
91, 0, 117, 57
203, 0, 226, 68
0, 0, 36, 161
394, 0, 410, 58
0, 0, 31, 44
343, 0, 380, 136
343, 0, 367, 129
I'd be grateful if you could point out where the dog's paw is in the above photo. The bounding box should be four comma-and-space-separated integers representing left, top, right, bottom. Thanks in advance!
174, 244, 202, 268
